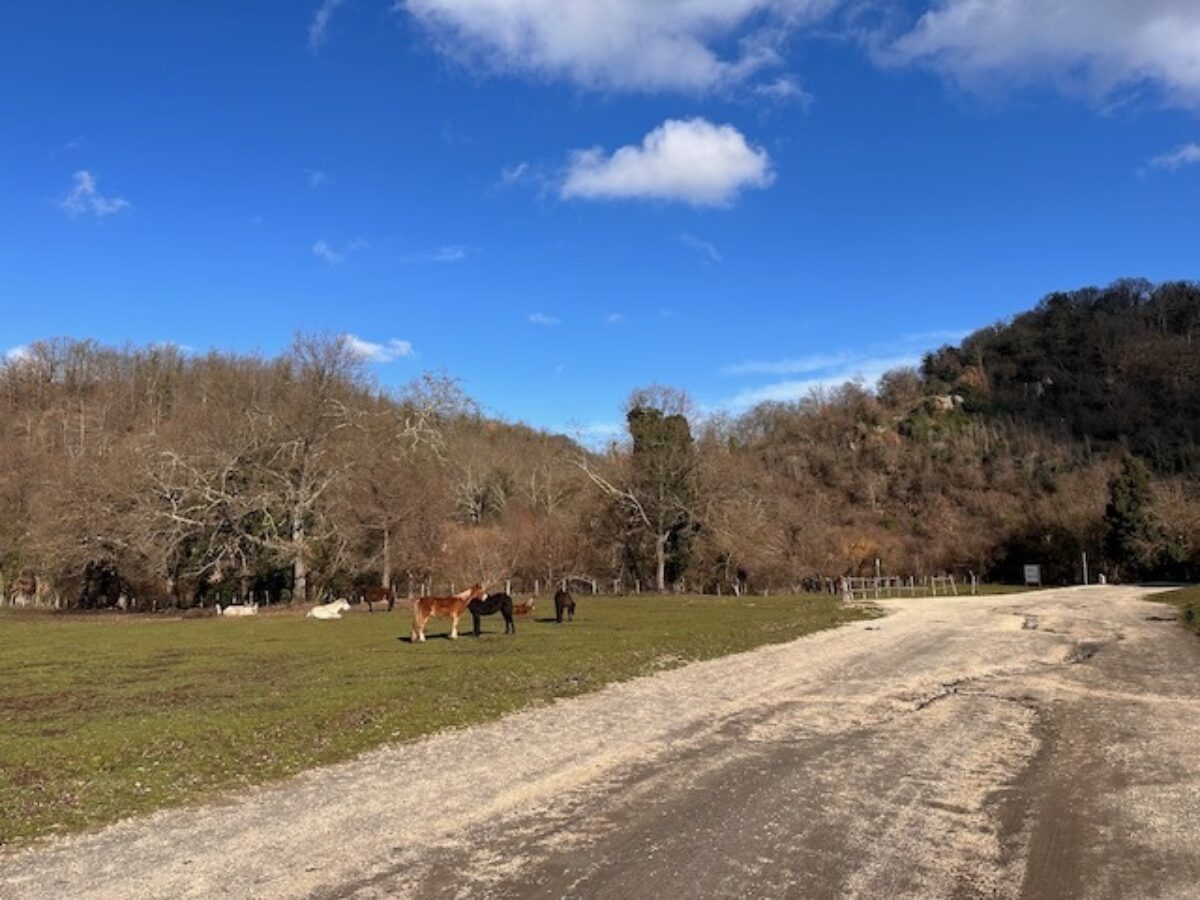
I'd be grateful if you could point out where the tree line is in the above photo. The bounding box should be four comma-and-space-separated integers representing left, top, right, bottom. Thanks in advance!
2, 280, 1198, 609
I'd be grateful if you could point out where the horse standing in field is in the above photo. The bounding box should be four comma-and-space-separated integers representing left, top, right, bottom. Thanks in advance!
554, 588, 576, 623
468, 592, 516, 637
361, 586, 396, 613
411, 584, 487, 642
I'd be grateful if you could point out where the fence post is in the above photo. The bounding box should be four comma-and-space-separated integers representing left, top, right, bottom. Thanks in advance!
506, 579, 511, 595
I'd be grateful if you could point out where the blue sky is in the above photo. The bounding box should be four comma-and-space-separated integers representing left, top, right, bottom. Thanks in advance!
2, 1, 1198, 439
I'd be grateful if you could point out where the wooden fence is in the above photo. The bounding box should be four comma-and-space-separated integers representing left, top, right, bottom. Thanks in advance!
842, 574, 976, 602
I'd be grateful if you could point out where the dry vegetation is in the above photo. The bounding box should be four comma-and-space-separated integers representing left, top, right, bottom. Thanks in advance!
1, 279, 1198, 609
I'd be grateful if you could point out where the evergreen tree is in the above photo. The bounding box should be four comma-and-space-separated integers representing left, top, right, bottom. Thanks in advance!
1104, 455, 1161, 579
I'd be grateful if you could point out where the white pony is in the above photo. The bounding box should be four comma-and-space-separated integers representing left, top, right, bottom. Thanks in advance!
307, 598, 351, 621
218, 602, 259, 618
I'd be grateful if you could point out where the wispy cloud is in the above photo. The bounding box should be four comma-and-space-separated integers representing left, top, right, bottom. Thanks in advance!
307, 168, 328, 188
528, 312, 560, 326
680, 233, 723, 264
605, 313, 626, 325
1145, 143, 1200, 173
345, 335, 415, 363
4, 345, 31, 363
312, 239, 345, 264
149, 340, 196, 355
753, 76, 813, 108
561, 118, 773, 208
400, 244, 470, 264
308, 0, 346, 51
724, 354, 923, 409
567, 420, 625, 449
718, 328, 972, 410
498, 162, 529, 187
902, 329, 971, 345
722, 351, 859, 377
312, 237, 368, 264
60, 170, 130, 218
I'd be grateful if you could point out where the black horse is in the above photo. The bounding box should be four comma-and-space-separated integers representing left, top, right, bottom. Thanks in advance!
469, 592, 516, 636
554, 588, 576, 623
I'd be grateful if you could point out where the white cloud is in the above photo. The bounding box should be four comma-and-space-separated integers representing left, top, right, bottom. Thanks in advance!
724, 354, 922, 409
307, 168, 328, 188
561, 118, 773, 207
4, 345, 31, 363
312, 239, 345, 264
312, 238, 369, 263
1147, 143, 1200, 172
149, 341, 196, 355
528, 312, 560, 326
428, 245, 467, 262
680, 233, 724, 264
718, 329, 971, 409
567, 420, 626, 449
401, 0, 835, 93
60, 170, 130, 218
309, 0, 346, 50
605, 313, 626, 325
498, 161, 529, 187
890, 0, 1200, 109
753, 75, 814, 106
345, 335, 415, 363
402, 0, 1200, 109
722, 351, 859, 376
400, 244, 470, 264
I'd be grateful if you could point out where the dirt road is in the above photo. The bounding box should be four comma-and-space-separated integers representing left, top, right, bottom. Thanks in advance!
2, 586, 1198, 899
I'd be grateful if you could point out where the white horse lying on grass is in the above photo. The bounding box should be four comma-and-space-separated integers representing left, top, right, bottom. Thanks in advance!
217, 603, 259, 617
307, 598, 351, 620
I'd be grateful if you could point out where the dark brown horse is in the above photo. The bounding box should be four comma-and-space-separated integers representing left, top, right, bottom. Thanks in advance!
554, 588, 576, 623
361, 586, 396, 613
468, 592, 515, 636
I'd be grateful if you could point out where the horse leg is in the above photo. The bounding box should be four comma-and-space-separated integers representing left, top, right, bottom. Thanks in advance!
504, 610, 514, 634
449, 613, 459, 640
472, 611, 482, 637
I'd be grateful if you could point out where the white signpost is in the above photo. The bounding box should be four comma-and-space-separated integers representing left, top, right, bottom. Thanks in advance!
1023, 564, 1042, 587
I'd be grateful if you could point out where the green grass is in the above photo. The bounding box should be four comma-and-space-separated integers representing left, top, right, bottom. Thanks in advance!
0, 594, 869, 845
1155, 586, 1200, 635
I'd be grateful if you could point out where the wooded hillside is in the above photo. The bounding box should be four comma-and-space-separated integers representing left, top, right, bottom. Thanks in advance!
3, 279, 1198, 608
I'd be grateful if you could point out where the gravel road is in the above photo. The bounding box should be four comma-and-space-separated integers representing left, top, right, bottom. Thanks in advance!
2, 586, 1198, 899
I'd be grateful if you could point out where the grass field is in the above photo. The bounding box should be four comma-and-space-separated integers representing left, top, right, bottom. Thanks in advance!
1156, 586, 1200, 635
0, 594, 872, 846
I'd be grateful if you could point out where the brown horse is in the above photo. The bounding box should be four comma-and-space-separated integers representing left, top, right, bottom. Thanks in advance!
411, 584, 487, 642
362, 586, 396, 613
